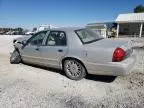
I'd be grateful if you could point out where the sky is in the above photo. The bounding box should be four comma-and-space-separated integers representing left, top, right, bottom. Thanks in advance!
0, 0, 144, 28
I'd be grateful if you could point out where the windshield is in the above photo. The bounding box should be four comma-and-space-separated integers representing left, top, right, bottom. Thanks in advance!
75, 28, 104, 44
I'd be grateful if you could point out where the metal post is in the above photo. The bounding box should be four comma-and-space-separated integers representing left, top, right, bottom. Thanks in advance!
116, 24, 119, 38
139, 23, 143, 38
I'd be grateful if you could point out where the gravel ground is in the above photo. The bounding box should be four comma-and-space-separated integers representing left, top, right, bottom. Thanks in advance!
0, 37, 144, 108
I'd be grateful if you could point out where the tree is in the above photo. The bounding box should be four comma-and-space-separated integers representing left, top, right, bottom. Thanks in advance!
14, 27, 24, 35
134, 5, 144, 13
16, 27, 23, 32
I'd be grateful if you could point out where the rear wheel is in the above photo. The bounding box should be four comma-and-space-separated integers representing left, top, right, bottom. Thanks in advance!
10, 50, 21, 64
63, 59, 86, 80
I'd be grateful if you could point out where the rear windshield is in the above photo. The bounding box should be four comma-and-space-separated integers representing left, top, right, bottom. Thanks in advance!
75, 28, 103, 44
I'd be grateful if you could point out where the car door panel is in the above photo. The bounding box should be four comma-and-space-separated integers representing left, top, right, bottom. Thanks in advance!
39, 46, 67, 68
21, 31, 48, 64
21, 45, 43, 64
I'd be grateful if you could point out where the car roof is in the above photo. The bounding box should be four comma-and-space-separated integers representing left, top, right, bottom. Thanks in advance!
43, 27, 84, 32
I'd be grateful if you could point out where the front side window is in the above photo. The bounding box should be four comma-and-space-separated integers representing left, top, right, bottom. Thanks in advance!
75, 28, 104, 44
28, 31, 47, 46
46, 31, 67, 46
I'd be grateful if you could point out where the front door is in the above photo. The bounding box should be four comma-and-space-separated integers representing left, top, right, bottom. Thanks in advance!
21, 31, 48, 64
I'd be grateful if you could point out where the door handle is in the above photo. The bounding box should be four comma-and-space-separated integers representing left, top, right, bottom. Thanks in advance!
58, 49, 63, 52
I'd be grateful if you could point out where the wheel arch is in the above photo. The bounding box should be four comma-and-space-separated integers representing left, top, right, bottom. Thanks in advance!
61, 57, 88, 73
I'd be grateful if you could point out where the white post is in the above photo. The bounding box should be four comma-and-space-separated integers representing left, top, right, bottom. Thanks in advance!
116, 24, 119, 38
139, 23, 143, 38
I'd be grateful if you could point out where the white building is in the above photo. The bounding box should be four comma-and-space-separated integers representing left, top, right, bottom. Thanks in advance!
37, 24, 58, 31
25, 24, 58, 35
87, 13, 144, 38
116, 13, 144, 37
86, 23, 107, 38
86, 22, 116, 38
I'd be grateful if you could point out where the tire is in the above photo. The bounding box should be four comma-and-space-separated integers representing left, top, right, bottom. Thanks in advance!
10, 50, 21, 64
63, 59, 86, 80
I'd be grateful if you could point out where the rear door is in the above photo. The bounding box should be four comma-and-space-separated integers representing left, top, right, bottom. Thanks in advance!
40, 31, 68, 68
21, 31, 48, 64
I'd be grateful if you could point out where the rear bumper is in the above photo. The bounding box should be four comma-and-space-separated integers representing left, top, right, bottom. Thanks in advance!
87, 54, 136, 76
109, 54, 136, 75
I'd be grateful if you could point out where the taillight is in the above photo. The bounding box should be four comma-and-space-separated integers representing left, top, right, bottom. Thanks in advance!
112, 48, 126, 62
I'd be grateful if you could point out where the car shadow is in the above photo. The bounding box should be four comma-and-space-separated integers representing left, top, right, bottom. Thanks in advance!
22, 63, 116, 83
86, 74, 116, 83
22, 62, 65, 75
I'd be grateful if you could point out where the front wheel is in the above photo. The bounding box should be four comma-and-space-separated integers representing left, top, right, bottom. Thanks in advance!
10, 50, 21, 64
63, 59, 86, 80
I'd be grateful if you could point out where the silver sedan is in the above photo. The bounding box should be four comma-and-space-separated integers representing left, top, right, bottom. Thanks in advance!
10, 27, 136, 80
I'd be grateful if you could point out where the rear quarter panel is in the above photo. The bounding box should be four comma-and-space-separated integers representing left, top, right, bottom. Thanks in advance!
64, 31, 85, 60
84, 46, 114, 63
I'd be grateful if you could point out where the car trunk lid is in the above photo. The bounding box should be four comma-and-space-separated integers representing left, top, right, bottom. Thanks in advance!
84, 38, 133, 62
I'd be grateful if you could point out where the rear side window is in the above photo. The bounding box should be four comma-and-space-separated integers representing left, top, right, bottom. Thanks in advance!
75, 28, 103, 44
46, 31, 67, 46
